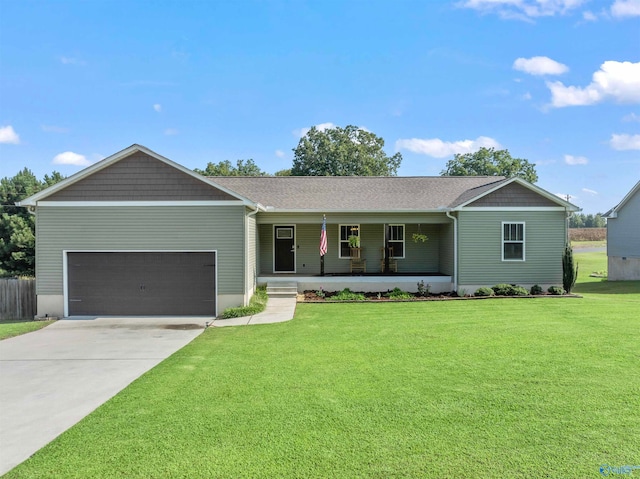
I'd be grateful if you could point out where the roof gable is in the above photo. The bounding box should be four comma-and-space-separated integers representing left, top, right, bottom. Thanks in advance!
453, 177, 577, 210
19, 144, 254, 206
605, 180, 640, 218
465, 180, 560, 207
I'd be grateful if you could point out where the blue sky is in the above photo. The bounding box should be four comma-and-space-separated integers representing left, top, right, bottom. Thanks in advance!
1, 0, 638, 213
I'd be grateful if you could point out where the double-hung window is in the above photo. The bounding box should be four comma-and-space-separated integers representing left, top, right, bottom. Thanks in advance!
387, 224, 405, 258
502, 222, 525, 261
339, 224, 360, 258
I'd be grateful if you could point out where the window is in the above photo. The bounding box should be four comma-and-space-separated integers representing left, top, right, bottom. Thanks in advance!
339, 224, 360, 258
502, 222, 525, 261
387, 224, 405, 258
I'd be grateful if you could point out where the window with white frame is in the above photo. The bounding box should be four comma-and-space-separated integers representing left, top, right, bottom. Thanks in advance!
339, 224, 360, 258
502, 222, 525, 261
387, 224, 405, 258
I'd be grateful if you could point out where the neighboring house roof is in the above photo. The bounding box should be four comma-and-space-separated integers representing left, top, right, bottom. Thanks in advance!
604, 180, 640, 218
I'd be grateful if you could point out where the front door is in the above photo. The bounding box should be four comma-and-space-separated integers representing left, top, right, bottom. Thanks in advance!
274, 226, 295, 272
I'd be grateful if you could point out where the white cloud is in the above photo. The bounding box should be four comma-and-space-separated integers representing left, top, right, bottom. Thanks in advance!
294, 122, 337, 138
547, 61, 640, 107
164, 128, 178, 136
564, 154, 589, 165
611, 0, 640, 17
513, 56, 569, 76
582, 10, 598, 21
41, 125, 69, 133
0, 125, 20, 144
395, 136, 502, 158
60, 56, 86, 65
582, 188, 598, 195
610, 133, 640, 150
153, 104, 162, 112
52, 151, 90, 166
522, 92, 532, 100
457, 0, 586, 20
275, 149, 285, 158
622, 112, 640, 122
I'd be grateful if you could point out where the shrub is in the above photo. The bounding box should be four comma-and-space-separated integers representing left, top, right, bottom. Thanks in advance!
512, 286, 529, 296
220, 286, 268, 318
333, 288, 366, 301
492, 283, 516, 296
547, 285, 565, 295
474, 287, 494, 297
388, 287, 413, 300
416, 280, 431, 297
562, 244, 579, 294
530, 284, 543, 295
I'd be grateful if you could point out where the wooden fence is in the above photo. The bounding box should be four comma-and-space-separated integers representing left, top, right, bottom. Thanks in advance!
0, 278, 36, 320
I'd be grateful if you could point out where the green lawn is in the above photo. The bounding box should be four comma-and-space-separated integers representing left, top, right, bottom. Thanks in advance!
0, 320, 54, 340
6, 252, 640, 478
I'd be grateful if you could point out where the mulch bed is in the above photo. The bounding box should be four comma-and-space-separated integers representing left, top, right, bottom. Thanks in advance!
298, 290, 578, 302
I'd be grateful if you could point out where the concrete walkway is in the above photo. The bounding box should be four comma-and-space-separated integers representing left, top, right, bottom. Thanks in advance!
210, 296, 297, 327
0, 316, 207, 476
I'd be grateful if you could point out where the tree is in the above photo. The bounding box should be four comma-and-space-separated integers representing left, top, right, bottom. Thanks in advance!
441, 147, 538, 183
0, 168, 65, 277
569, 212, 606, 228
562, 244, 578, 294
274, 168, 292, 176
291, 125, 402, 176
194, 159, 268, 176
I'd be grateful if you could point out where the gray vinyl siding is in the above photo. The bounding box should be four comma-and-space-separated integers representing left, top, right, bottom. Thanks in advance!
246, 211, 257, 293
457, 210, 566, 286
258, 224, 273, 274
608, 189, 640, 258
438, 222, 454, 276
403, 224, 440, 272
36, 205, 245, 296
46, 152, 237, 201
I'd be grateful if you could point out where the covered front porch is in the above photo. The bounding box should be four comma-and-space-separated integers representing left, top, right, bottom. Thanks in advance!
255, 212, 456, 293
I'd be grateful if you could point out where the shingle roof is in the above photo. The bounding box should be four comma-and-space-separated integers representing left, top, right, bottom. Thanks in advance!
210, 176, 508, 211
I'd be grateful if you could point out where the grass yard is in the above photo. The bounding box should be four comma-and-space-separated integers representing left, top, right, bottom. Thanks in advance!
6, 252, 640, 478
0, 320, 55, 340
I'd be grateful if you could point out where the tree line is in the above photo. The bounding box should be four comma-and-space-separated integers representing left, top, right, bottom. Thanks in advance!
568, 213, 606, 228
2, 124, 540, 277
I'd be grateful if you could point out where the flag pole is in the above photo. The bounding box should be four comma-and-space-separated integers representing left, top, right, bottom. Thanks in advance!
320, 214, 326, 276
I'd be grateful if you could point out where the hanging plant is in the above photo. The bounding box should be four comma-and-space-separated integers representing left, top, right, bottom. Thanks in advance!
412, 233, 429, 243
348, 235, 360, 248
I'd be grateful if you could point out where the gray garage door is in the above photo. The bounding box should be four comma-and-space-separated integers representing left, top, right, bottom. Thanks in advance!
67, 252, 216, 316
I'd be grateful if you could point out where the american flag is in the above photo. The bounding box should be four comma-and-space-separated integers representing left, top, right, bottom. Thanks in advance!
319, 216, 328, 256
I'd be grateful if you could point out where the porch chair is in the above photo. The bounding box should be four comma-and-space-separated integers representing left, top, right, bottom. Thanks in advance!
350, 247, 367, 273
380, 246, 397, 273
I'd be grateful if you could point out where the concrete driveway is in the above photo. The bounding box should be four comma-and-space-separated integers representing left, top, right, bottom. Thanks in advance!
0, 316, 207, 475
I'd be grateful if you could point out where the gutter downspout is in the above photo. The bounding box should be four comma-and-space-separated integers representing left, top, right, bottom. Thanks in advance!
245, 203, 264, 308
445, 210, 458, 293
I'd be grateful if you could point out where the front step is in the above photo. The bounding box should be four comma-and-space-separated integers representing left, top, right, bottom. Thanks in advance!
266, 282, 298, 297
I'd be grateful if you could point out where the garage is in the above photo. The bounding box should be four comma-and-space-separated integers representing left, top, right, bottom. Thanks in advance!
66, 252, 216, 316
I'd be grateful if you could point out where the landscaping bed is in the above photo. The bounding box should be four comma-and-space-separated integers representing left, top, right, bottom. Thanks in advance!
299, 285, 576, 302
